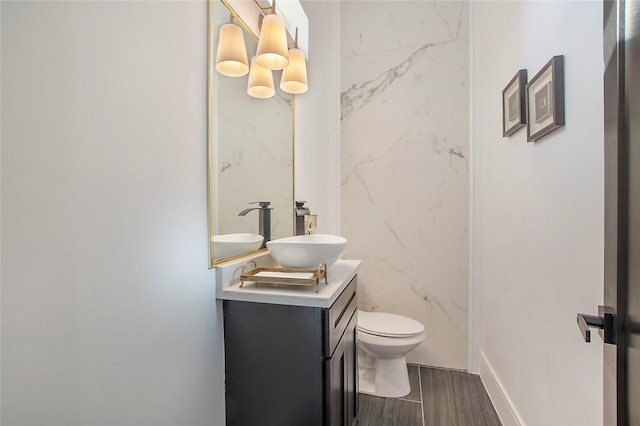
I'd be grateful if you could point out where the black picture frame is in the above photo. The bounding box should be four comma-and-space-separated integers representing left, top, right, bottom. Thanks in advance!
502, 69, 527, 137
525, 55, 565, 142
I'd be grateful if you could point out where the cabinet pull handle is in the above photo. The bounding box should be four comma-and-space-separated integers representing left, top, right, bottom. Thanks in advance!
335, 292, 356, 328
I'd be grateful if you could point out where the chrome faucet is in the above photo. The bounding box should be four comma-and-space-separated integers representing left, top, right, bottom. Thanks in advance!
238, 201, 272, 248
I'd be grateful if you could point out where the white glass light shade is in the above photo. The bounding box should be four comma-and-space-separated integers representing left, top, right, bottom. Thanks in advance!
255, 14, 289, 70
215, 23, 249, 77
247, 57, 275, 98
280, 48, 308, 94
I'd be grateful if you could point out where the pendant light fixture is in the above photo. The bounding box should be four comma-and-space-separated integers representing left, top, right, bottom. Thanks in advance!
247, 56, 275, 98
215, 16, 249, 77
280, 29, 308, 94
255, 0, 289, 70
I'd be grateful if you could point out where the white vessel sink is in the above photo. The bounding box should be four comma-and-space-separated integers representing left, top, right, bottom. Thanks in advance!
213, 233, 264, 260
266, 234, 347, 269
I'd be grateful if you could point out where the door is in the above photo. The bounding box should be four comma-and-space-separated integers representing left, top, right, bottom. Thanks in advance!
623, 2, 640, 423
578, 1, 639, 424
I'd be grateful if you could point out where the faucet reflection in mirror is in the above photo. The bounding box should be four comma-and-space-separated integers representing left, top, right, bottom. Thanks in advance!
238, 201, 272, 248
214, 0, 308, 97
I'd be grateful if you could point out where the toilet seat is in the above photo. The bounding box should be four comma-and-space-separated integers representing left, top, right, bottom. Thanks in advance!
358, 310, 424, 338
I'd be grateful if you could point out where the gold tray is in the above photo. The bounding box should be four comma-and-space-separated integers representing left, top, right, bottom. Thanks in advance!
240, 261, 328, 293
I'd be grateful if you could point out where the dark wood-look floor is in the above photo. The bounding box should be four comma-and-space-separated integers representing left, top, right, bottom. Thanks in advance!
358, 365, 502, 426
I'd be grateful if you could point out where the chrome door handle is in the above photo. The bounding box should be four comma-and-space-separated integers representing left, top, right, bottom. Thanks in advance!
577, 305, 616, 344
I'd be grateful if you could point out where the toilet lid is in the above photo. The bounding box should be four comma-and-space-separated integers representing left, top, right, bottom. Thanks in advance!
357, 310, 424, 337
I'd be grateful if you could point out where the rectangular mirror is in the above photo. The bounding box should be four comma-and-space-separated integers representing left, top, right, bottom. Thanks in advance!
208, 0, 295, 267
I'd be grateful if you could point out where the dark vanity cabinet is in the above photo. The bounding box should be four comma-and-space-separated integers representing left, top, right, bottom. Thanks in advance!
223, 276, 358, 426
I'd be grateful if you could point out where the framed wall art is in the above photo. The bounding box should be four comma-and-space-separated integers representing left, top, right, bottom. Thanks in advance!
526, 55, 565, 142
502, 69, 528, 137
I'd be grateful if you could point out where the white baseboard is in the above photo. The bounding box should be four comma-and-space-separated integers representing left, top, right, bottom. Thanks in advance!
479, 353, 525, 426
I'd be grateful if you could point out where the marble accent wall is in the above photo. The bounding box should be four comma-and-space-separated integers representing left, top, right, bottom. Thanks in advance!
341, 1, 469, 369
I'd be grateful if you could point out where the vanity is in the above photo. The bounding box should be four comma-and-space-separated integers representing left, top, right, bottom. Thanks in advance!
216, 256, 361, 426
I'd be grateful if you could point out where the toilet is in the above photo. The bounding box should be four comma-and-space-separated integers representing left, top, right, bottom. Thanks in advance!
357, 310, 425, 398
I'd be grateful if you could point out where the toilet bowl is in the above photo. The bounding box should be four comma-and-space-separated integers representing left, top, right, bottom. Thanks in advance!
357, 310, 425, 398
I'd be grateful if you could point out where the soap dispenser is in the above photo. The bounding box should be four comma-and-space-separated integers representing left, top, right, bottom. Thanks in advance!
305, 214, 317, 235
295, 201, 310, 236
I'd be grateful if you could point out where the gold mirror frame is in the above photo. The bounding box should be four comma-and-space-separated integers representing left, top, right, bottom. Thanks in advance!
207, 0, 295, 268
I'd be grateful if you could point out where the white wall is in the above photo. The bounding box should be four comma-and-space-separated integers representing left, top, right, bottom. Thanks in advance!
295, 0, 341, 235
472, 2, 604, 425
1, 2, 225, 424
340, 1, 469, 369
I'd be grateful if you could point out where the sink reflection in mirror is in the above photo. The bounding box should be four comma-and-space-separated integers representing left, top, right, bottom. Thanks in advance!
267, 234, 347, 269
208, 0, 294, 267
213, 233, 264, 260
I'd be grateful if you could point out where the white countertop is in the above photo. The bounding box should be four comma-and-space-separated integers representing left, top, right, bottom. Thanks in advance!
216, 255, 361, 308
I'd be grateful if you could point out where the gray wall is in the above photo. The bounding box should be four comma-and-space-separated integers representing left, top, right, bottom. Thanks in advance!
1, 1, 225, 424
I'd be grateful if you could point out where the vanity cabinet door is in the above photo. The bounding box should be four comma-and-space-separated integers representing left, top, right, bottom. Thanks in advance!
345, 309, 358, 425
324, 309, 358, 426
223, 301, 324, 426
